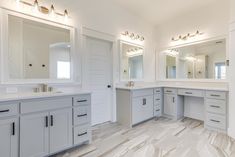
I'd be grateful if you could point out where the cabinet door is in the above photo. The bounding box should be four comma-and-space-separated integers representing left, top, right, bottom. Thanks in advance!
164, 94, 176, 116
49, 108, 72, 154
132, 95, 154, 125
0, 118, 18, 157
20, 112, 49, 157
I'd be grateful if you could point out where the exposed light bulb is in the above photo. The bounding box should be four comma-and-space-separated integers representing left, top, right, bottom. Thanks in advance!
64, 9, 68, 19
33, 0, 39, 12
50, 5, 55, 17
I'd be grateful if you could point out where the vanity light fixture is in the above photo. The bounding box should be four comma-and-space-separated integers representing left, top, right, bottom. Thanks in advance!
121, 31, 145, 42
15, 0, 69, 19
172, 30, 204, 42
126, 48, 143, 57
164, 49, 179, 57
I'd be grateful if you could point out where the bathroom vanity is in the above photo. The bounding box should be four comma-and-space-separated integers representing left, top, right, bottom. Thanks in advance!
116, 85, 228, 132
0, 91, 91, 157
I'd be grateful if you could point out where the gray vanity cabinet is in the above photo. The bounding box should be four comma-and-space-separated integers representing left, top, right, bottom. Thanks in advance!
0, 117, 18, 157
163, 88, 184, 120
49, 108, 72, 154
20, 97, 73, 157
20, 112, 49, 157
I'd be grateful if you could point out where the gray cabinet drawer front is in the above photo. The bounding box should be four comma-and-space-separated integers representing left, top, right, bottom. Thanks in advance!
132, 95, 154, 124
178, 89, 204, 97
206, 91, 226, 100
132, 89, 154, 98
206, 113, 226, 130
154, 109, 161, 117
74, 106, 91, 126
206, 99, 226, 115
164, 88, 177, 94
0, 103, 18, 118
21, 97, 72, 114
154, 88, 162, 94
154, 94, 161, 101
73, 95, 91, 106
74, 125, 91, 145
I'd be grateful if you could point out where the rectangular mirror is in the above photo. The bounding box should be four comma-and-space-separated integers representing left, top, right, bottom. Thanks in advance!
163, 39, 226, 79
8, 15, 71, 80
120, 41, 144, 81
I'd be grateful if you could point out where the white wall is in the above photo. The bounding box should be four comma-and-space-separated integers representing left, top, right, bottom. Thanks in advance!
231, 0, 235, 22
155, 1, 230, 83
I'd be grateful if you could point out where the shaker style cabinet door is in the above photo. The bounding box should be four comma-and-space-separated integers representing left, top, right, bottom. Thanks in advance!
20, 112, 49, 157
49, 108, 72, 154
164, 94, 176, 116
0, 118, 18, 157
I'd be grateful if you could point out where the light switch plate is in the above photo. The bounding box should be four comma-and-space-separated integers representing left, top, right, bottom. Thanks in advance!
6, 87, 18, 94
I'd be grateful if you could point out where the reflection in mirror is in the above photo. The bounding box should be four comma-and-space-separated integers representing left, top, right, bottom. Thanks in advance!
166, 55, 176, 79
164, 39, 226, 79
8, 15, 71, 80
120, 42, 143, 80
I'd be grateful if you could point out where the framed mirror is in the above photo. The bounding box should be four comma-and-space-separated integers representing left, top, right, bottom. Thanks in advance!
119, 41, 144, 81
162, 38, 227, 80
1, 10, 76, 83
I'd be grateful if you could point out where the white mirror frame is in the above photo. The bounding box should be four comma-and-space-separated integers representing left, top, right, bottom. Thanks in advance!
158, 35, 229, 82
0, 8, 79, 84
119, 40, 144, 82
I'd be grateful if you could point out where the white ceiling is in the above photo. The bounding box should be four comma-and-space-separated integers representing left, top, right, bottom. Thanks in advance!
112, 0, 218, 25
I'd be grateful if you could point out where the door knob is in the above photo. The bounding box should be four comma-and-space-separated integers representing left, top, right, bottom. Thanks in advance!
107, 85, 112, 88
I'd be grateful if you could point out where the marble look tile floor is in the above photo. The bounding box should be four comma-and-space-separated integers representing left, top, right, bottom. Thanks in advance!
54, 117, 235, 157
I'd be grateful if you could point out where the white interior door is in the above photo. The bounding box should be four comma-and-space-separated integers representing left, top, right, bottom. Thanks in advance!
85, 37, 113, 125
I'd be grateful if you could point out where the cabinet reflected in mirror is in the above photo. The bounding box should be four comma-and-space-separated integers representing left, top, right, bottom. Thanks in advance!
120, 41, 144, 81
166, 55, 176, 79
8, 15, 71, 80
164, 39, 226, 79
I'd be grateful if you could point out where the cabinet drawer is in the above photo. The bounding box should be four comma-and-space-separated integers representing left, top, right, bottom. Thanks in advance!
0, 103, 18, 118
154, 88, 162, 94
74, 125, 91, 145
132, 89, 153, 98
74, 106, 91, 126
178, 89, 204, 97
132, 95, 154, 125
206, 99, 226, 115
164, 88, 177, 94
154, 94, 161, 101
206, 91, 226, 100
21, 97, 72, 114
154, 108, 161, 117
73, 95, 91, 106
206, 113, 226, 130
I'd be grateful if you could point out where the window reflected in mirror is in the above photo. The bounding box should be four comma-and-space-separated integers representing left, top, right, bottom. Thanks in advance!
120, 42, 143, 80
164, 39, 226, 79
8, 15, 71, 80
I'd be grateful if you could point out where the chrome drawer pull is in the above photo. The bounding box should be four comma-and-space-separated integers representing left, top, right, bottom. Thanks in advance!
77, 100, 87, 103
156, 99, 160, 101
0, 109, 10, 113
77, 114, 87, 117
78, 132, 87, 136
210, 105, 220, 108
166, 90, 172, 93
210, 94, 220, 97
185, 92, 192, 94
155, 90, 160, 93
156, 109, 160, 112
210, 119, 220, 123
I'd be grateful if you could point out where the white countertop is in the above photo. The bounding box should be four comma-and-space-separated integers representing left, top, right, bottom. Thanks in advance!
0, 90, 91, 103
116, 85, 229, 91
